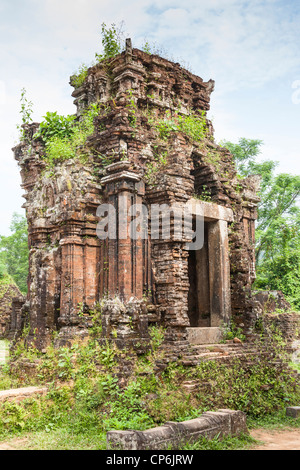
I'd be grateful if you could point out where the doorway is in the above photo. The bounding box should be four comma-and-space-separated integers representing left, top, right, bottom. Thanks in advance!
188, 222, 210, 327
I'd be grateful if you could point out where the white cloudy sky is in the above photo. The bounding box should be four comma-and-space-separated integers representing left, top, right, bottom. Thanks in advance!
0, 0, 299, 234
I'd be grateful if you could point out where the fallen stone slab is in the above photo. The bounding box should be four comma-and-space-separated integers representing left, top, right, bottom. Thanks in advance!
107, 409, 248, 450
0, 387, 48, 403
286, 406, 300, 419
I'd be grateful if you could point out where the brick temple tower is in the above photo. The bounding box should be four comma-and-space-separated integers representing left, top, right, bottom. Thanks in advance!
12, 40, 260, 352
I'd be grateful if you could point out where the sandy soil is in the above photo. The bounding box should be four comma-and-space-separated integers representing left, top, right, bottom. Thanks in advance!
249, 428, 300, 450
0, 438, 29, 450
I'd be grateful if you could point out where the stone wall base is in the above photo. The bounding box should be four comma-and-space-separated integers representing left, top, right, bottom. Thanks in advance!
107, 409, 248, 450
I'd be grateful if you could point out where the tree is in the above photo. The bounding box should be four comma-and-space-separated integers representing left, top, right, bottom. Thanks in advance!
221, 138, 300, 309
0, 213, 29, 294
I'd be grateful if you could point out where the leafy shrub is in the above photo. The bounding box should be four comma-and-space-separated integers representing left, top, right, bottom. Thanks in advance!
36, 103, 100, 166
34, 112, 76, 143
148, 109, 207, 142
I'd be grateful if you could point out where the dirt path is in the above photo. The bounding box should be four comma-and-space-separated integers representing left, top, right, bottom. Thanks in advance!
0, 438, 29, 450
249, 428, 300, 450
0, 429, 299, 450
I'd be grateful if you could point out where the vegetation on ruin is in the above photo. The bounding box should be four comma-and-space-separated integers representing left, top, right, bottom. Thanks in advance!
143, 107, 210, 184
71, 22, 125, 89
71, 21, 193, 90
34, 103, 100, 167
0, 322, 299, 449
70, 63, 89, 89
17, 88, 34, 140
147, 108, 207, 143
222, 138, 300, 310
95, 22, 125, 62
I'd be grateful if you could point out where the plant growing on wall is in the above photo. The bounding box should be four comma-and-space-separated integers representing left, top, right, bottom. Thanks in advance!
70, 64, 89, 89
95, 22, 125, 62
34, 103, 100, 167
17, 88, 34, 140
34, 112, 76, 143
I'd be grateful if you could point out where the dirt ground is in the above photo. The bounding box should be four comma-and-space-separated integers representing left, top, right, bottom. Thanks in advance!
249, 428, 300, 450
0, 429, 299, 450
0, 438, 29, 450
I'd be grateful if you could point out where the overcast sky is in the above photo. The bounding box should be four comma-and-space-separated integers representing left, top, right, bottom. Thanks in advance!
0, 0, 299, 235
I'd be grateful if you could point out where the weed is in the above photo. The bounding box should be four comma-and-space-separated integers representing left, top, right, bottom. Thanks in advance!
70, 64, 89, 89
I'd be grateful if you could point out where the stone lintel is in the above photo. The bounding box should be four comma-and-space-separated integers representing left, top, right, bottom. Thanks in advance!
101, 171, 141, 186
189, 198, 234, 222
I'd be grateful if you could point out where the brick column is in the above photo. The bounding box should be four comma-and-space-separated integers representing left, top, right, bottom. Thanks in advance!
59, 228, 84, 320
100, 162, 145, 301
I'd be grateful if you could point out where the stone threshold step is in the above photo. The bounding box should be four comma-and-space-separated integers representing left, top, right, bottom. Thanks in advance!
0, 386, 48, 403
187, 327, 223, 345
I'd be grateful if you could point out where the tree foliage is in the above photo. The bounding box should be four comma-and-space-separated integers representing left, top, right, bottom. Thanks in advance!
0, 214, 29, 294
222, 138, 300, 308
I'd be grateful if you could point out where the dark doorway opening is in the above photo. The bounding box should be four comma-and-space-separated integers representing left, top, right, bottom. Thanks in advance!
188, 222, 210, 327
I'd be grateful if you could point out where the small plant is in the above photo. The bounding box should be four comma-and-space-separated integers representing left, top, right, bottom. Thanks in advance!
145, 147, 168, 185
126, 89, 138, 128
148, 325, 165, 351
57, 346, 77, 379
17, 88, 34, 140
193, 185, 212, 202
70, 63, 89, 89
221, 319, 246, 342
95, 22, 125, 62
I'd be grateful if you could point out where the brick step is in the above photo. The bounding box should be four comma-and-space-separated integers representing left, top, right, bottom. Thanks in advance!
190, 343, 248, 353
180, 349, 259, 367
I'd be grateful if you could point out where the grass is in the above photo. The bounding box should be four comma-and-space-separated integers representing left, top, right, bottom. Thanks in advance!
0, 428, 107, 450
248, 409, 300, 430
0, 340, 8, 367
180, 432, 258, 450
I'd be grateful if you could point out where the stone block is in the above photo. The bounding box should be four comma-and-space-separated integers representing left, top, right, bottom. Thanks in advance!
0, 386, 48, 403
187, 327, 223, 345
107, 409, 248, 450
286, 407, 300, 418
105, 430, 139, 451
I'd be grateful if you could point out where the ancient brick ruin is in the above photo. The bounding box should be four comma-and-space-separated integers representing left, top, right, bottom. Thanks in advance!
0, 281, 24, 339
12, 40, 262, 353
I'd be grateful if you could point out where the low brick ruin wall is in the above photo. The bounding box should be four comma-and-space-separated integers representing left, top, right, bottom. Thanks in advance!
263, 312, 300, 342
107, 409, 248, 450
